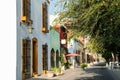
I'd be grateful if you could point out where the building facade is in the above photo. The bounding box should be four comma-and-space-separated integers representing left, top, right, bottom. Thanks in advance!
50, 28, 60, 68
16, 0, 50, 80
54, 25, 68, 66
67, 38, 84, 66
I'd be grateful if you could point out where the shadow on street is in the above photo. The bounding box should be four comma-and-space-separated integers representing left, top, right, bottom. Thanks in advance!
74, 62, 115, 80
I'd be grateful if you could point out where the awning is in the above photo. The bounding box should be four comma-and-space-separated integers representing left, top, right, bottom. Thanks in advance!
65, 53, 80, 57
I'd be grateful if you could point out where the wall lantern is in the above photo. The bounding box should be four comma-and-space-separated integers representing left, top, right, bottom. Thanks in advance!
61, 39, 66, 44
27, 26, 34, 34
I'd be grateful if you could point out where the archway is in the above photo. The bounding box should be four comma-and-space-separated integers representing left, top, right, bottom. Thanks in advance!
51, 49, 55, 68
56, 50, 59, 68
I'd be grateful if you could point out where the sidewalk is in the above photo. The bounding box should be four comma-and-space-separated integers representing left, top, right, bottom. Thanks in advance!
31, 65, 98, 80
27, 63, 120, 80
32, 67, 86, 80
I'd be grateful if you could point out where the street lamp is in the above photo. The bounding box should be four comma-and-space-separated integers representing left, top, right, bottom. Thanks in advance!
20, 21, 34, 34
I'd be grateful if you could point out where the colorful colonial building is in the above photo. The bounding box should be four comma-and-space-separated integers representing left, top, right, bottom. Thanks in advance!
16, 0, 50, 80
50, 28, 60, 68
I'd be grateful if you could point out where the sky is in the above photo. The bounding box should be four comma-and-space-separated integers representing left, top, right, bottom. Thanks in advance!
49, 0, 61, 15
49, 0, 65, 25
49, 0, 60, 25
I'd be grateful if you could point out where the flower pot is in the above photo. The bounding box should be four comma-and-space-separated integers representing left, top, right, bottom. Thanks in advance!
46, 71, 54, 78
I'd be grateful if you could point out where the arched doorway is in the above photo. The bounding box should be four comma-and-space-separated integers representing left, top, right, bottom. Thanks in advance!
32, 38, 38, 76
51, 49, 55, 68
56, 50, 59, 68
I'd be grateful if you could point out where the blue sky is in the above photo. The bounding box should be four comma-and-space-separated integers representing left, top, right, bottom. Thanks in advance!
49, 0, 61, 15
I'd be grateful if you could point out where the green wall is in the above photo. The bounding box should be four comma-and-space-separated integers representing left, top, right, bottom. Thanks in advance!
50, 28, 60, 68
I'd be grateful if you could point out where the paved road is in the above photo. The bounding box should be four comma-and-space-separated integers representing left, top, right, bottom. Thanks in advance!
30, 62, 118, 80
77, 66, 115, 80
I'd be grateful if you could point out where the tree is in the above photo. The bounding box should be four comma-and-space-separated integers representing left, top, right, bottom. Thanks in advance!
56, 0, 120, 60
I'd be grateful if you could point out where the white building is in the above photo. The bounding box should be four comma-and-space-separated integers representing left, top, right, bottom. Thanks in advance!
67, 38, 84, 67
68, 38, 83, 55
17, 0, 50, 80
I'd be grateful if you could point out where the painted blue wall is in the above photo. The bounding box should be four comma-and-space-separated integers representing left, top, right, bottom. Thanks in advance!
16, 0, 50, 80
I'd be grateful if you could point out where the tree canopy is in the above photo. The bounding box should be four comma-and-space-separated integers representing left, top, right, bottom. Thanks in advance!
56, 0, 120, 59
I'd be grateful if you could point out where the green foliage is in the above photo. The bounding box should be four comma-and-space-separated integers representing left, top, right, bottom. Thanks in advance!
80, 63, 88, 69
56, 0, 120, 58
59, 51, 66, 66
51, 67, 61, 72
64, 61, 72, 68
102, 52, 112, 61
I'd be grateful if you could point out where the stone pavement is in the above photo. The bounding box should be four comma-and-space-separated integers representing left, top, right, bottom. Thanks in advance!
31, 65, 108, 80
27, 62, 120, 80
93, 62, 120, 80
32, 66, 95, 80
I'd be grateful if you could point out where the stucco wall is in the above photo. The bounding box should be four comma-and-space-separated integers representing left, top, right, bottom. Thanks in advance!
17, 0, 50, 80
50, 29, 60, 52
50, 29, 60, 67
68, 38, 82, 53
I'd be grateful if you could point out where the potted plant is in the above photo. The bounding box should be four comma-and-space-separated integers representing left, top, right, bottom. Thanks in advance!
80, 63, 88, 70
51, 67, 61, 76
46, 70, 54, 78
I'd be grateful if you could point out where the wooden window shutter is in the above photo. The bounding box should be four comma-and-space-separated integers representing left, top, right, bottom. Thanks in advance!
42, 44, 48, 70
42, 2, 49, 33
42, 3, 45, 28
22, 0, 26, 16
22, 38, 31, 79
45, 3, 48, 29
22, 0, 32, 24
42, 45, 45, 70
45, 44, 48, 70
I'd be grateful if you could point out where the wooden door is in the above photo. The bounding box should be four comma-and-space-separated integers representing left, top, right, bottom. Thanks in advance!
32, 38, 38, 76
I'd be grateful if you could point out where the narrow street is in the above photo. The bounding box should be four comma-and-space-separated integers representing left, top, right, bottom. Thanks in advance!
31, 62, 119, 80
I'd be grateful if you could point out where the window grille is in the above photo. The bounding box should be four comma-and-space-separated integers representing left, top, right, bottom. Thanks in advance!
42, 44, 48, 70
22, 38, 31, 78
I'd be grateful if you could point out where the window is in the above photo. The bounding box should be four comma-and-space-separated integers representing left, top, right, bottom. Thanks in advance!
22, 38, 31, 79
21, 0, 32, 25
42, 2, 49, 33
42, 44, 48, 70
